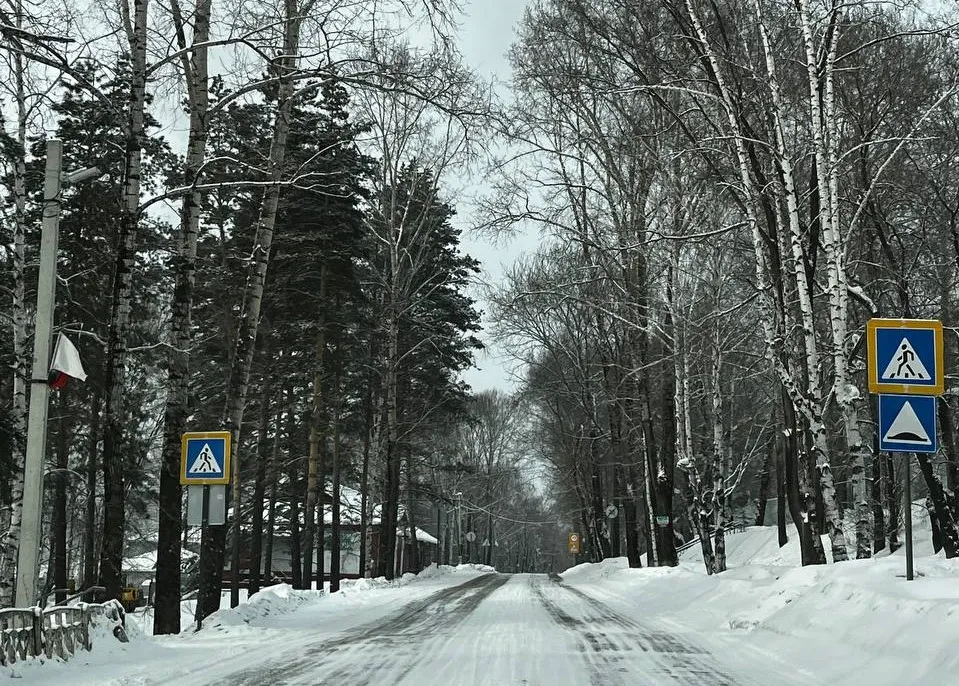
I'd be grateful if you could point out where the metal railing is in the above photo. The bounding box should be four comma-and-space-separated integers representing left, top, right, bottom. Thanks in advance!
675, 518, 752, 556
0, 597, 125, 666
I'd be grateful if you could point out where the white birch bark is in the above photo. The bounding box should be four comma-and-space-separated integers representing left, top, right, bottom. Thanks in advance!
154, 0, 212, 633
711, 328, 727, 574
98, 0, 150, 600
0, 46, 30, 607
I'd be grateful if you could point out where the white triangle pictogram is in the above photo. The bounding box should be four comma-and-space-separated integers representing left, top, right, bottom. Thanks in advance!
188, 443, 222, 474
881, 338, 931, 382
883, 401, 931, 446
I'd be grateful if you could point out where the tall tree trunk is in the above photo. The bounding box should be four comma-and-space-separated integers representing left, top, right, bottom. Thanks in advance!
154, 0, 211, 634
99, 0, 151, 602
378, 307, 401, 580
53, 391, 70, 604
711, 338, 727, 574
842, 399, 871, 560
589, 452, 610, 559
330, 392, 341, 592
0, 45, 30, 608
939, 397, 959, 509
914, 453, 959, 558
621, 464, 641, 568
286, 391, 302, 589
196, 4, 305, 620
247, 381, 273, 597
776, 437, 788, 548
359, 375, 373, 578
304, 264, 329, 590
885, 450, 901, 552
405, 450, 418, 573
755, 450, 772, 526
83, 390, 102, 588
263, 454, 278, 585
871, 395, 886, 554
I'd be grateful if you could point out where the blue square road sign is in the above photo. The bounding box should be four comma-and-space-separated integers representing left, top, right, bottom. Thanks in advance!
867, 319, 943, 395
878, 394, 938, 454
180, 431, 232, 485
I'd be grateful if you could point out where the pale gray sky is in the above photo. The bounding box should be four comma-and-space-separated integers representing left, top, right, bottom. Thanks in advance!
455, 0, 537, 395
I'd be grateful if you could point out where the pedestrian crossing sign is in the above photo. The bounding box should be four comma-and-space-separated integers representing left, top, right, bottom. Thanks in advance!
878, 394, 938, 453
180, 431, 232, 485
867, 319, 943, 395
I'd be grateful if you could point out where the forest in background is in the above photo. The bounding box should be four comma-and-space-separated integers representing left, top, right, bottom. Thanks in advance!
1, 0, 958, 638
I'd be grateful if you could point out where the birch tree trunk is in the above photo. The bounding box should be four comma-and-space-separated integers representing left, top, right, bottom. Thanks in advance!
196, 0, 308, 620
154, 0, 212, 634
0, 47, 31, 607
98, 0, 150, 601
711, 332, 727, 574
378, 293, 401, 579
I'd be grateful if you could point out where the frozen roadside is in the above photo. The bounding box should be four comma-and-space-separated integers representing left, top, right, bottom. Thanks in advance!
5, 563, 493, 685
560, 526, 959, 686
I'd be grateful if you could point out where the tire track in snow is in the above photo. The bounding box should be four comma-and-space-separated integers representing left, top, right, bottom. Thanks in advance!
211, 573, 508, 686
534, 575, 741, 685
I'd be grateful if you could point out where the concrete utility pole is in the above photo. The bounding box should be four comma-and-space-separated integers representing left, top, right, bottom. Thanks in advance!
15, 140, 100, 607
16, 140, 64, 608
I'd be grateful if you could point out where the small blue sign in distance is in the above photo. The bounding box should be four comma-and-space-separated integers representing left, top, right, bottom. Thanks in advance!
878, 394, 938, 454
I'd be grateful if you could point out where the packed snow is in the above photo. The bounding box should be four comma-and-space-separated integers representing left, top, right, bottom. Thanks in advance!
6, 526, 959, 685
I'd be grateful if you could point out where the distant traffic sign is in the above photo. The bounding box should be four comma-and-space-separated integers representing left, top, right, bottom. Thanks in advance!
567, 532, 581, 555
867, 319, 943, 395
878, 394, 938, 453
180, 431, 232, 485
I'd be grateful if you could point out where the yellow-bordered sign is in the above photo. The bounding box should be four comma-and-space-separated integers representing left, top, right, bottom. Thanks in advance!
568, 532, 581, 554
180, 431, 232, 485
866, 318, 943, 396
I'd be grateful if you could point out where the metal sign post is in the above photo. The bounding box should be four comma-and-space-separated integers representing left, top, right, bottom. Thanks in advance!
903, 454, 914, 581
181, 431, 232, 629
867, 318, 944, 582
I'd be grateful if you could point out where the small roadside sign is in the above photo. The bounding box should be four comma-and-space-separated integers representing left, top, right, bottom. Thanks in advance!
567, 532, 581, 555
180, 431, 232, 485
867, 318, 943, 395
878, 394, 938, 454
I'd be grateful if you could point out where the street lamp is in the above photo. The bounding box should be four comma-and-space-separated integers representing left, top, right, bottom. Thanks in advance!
15, 139, 100, 607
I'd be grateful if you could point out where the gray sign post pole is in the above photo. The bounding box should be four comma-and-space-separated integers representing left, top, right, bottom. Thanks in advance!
904, 454, 913, 581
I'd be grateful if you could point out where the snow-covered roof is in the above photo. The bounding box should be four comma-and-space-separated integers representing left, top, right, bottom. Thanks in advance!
123, 548, 197, 572
322, 486, 382, 526
397, 527, 438, 545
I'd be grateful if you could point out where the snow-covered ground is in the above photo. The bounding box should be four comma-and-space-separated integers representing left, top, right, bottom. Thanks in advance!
6, 564, 493, 685
562, 510, 959, 685
7, 520, 959, 685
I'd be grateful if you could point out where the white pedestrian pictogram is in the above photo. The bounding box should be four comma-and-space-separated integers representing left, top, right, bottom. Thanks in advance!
881, 338, 930, 381
882, 401, 931, 445
188, 443, 222, 474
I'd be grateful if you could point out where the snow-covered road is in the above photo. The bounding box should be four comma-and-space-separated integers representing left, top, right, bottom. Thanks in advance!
163, 573, 798, 686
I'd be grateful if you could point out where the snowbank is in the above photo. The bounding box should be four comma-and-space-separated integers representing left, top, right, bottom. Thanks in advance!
561, 514, 959, 685
202, 562, 483, 629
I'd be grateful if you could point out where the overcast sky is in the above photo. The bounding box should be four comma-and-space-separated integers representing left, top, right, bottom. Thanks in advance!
454, 0, 536, 395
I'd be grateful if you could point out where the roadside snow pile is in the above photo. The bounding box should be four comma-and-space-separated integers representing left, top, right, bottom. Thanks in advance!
203, 563, 483, 630
561, 556, 629, 581
454, 562, 496, 573
204, 583, 323, 629
561, 515, 959, 685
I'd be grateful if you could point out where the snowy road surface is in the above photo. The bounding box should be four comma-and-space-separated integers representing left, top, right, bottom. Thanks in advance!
124, 573, 800, 686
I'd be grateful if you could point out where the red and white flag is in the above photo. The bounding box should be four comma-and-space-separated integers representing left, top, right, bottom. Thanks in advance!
48, 332, 87, 389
